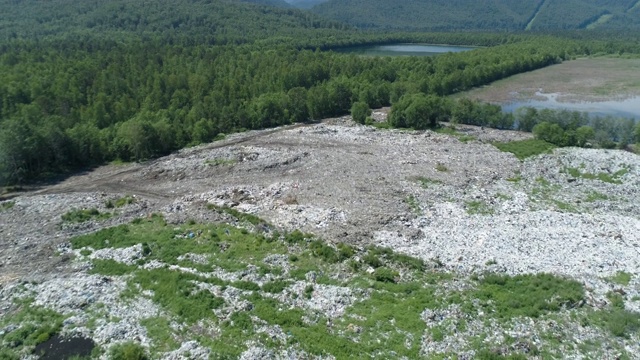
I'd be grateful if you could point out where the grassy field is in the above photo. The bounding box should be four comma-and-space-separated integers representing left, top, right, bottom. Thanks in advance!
456, 57, 640, 103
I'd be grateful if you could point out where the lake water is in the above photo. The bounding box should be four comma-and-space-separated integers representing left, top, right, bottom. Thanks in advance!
335, 44, 476, 57
502, 92, 640, 119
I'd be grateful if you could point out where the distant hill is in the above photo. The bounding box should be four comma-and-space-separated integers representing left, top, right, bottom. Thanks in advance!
285, 0, 329, 9
0, 0, 347, 44
311, 0, 640, 31
242, 0, 293, 8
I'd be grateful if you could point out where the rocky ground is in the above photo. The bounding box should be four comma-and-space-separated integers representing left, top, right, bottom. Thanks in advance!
1, 110, 639, 359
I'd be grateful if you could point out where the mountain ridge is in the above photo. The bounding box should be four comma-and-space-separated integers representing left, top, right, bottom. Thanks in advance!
311, 0, 640, 31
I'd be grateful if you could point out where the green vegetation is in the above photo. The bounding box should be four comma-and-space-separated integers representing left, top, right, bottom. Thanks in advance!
1, 2, 638, 187
105, 195, 136, 209
61, 208, 112, 223
0, 200, 14, 211
108, 342, 149, 360
585, 191, 610, 202
0, 299, 65, 358
313, 0, 640, 31
414, 176, 443, 188
206, 204, 267, 226
493, 139, 557, 160
350, 101, 371, 125
435, 126, 476, 142
607, 271, 633, 286
204, 158, 237, 167
404, 195, 421, 214
465, 200, 494, 215
473, 273, 584, 319
565, 167, 628, 184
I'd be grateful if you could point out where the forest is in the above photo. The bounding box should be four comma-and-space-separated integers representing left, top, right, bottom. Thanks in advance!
1, 0, 640, 186
312, 0, 640, 31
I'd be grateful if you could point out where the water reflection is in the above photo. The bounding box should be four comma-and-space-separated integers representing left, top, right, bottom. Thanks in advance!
502, 91, 640, 119
335, 44, 475, 57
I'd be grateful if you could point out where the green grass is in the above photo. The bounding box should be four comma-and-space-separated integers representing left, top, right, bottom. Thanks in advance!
582, 293, 640, 338
413, 176, 443, 188
108, 341, 149, 360
585, 191, 610, 202
404, 195, 421, 214
493, 139, 556, 160
565, 167, 628, 184
207, 203, 266, 226
465, 200, 494, 215
552, 199, 578, 213
0, 299, 64, 356
141, 317, 178, 353
61, 208, 112, 223
105, 195, 136, 209
1, 200, 15, 211
472, 273, 584, 319
606, 271, 632, 286
435, 126, 476, 143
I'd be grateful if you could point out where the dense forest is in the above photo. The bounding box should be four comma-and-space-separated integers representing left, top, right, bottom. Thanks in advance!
312, 0, 640, 31
1, 0, 639, 186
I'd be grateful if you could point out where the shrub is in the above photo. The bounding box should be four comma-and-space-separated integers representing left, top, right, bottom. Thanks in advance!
108, 342, 148, 360
351, 101, 371, 125
62, 208, 111, 223
372, 267, 398, 283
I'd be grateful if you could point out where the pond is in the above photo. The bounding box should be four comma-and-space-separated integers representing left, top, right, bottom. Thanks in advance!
335, 44, 476, 57
502, 91, 640, 119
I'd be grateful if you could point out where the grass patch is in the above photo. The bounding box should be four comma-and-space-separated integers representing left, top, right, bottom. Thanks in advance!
141, 317, 178, 353
105, 195, 136, 209
585, 191, 610, 202
413, 176, 443, 188
207, 203, 266, 226
90, 259, 137, 276
435, 127, 476, 143
465, 200, 494, 215
404, 195, 421, 214
493, 139, 556, 160
472, 273, 584, 319
261, 280, 291, 293
132, 269, 225, 323
552, 199, 578, 213
1, 201, 15, 211
61, 208, 112, 223
582, 293, 640, 338
565, 167, 628, 184
373, 122, 392, 129
0, 299, 64, 352
606, 271, 632, 286
108, 341, 149, 360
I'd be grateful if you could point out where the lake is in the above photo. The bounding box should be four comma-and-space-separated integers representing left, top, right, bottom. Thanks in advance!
335, 44, 476, 57
502, 91, 640, 119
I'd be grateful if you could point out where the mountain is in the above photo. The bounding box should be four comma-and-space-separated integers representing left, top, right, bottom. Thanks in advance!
285, 0, 329, 9
311, 0, 640, 31
242, 0, 293, 8
0, 0, 346, 44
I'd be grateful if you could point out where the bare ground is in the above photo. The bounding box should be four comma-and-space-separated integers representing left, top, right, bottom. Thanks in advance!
457, 57, 640, 103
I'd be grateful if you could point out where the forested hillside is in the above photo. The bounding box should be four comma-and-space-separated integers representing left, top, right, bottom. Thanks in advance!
311, 0, 640, 31
0, 0, 346, 44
